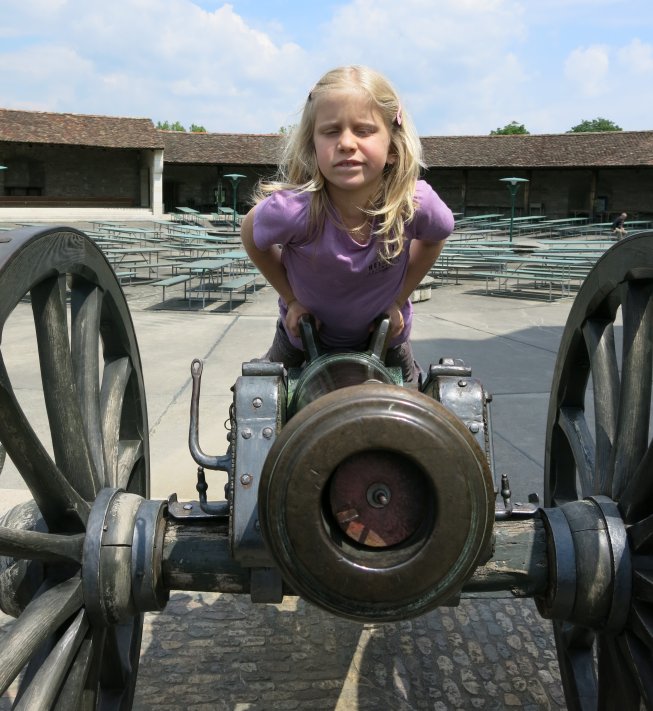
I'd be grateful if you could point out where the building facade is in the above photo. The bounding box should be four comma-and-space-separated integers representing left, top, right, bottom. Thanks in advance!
1, 108, 652, 223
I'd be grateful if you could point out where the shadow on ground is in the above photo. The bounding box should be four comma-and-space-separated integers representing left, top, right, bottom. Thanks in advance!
134, 593, 565, 710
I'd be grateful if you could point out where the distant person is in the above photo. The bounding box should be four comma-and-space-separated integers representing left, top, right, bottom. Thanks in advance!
241, 65, 454, 383
611, 212, 628, 239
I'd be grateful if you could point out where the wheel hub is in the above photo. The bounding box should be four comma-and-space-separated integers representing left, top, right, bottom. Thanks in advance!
82, 488, 169, 626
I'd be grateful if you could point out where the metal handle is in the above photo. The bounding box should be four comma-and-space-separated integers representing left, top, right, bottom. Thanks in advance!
189, 359, 230, 471
367, 315, 391, 361
298, 314, 322, 363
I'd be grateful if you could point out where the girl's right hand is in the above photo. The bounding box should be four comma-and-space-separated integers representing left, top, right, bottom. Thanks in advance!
385, 302, 405, 339
285, 300, 317, 339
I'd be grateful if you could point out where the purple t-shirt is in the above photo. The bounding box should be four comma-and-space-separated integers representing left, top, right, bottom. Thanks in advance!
253, 180, 453, 350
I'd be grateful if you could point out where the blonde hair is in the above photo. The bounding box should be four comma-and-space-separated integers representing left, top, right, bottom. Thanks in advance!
256, 65, 424, 259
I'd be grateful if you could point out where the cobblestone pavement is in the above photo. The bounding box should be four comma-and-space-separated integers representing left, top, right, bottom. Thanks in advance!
132, 593, 565, 710
0, 591, 566, 710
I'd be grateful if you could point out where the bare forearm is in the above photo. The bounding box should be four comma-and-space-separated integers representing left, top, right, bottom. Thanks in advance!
395, 239, 446, 305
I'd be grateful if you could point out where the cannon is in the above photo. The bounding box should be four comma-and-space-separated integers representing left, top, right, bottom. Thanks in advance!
0, 224, 652, 709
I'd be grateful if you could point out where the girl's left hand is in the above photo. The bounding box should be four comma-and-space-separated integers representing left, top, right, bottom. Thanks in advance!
384, 302, 405, 339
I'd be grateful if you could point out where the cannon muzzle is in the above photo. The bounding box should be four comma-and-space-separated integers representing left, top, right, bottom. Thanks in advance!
258, 381, 495, 622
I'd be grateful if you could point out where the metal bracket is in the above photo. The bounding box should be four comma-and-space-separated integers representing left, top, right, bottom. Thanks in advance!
230, 361, 286, 567
421, 358, 495, 479
167, 493, 228, 521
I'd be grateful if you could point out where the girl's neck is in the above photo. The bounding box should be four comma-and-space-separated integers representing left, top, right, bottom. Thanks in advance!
330, 202, 372, 244
324, 182, 381, 243
325, 178, 380, 214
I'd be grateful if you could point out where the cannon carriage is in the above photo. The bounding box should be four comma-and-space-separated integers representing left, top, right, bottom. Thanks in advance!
0, 225, 653, 709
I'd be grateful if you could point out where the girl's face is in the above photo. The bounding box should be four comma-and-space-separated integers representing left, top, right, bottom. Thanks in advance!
312, 89, 394, 207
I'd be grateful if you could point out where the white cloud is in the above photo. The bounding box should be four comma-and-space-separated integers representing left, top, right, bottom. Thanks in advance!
1, 0, 652, 134
564, 45, 610, 97
617, 38, 653, 74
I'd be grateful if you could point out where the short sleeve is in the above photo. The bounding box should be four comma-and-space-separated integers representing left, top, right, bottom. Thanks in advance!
253, 191, 311, 251
410, 181, 455, 242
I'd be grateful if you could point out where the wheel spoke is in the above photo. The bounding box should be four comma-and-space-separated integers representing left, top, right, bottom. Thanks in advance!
0, 576, 82, 695
619, 631, 653, 705
0, 526, 83, 563
610, 281, 653, 500
547, 427, 579, 505
53, 635, 95, 711
0, 353, 90, 529
630, 600, 653, 651
582, 318, 619, 494
558, 406, 595, 498
620, 441, 653, 523
596, 636, 640, 709
71, 278, 106, 489
633, 570, 653, 603
101, 357, 133, 488
557, 624, 597, 711
100, 621, 139, 691
628, 512, 653, 553
31, 275, 100, 501
117, 440, 144, 490
13, 609, 89, 710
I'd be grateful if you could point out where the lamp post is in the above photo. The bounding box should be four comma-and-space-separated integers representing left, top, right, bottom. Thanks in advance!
224, 173, 246, 232
499, 177, 529, 244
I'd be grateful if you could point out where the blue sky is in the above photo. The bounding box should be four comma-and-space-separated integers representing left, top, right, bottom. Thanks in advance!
1, 0, 652, 136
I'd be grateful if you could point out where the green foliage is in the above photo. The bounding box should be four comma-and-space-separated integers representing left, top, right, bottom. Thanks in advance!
568, 117, 623, 133
490, 121, 530, 135
156, 120, 187, 132
278, 124, 297, 135
189, 124, 207, 133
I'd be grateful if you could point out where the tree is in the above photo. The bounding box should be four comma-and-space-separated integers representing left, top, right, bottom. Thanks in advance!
278, 124, 297, 135
189, 124, 206, 133
490, 121, 530, 135
156, 120, 186, 132
568, 117, 622, 133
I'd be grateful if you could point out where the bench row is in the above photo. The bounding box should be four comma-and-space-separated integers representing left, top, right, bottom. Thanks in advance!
150, 273, 260, 310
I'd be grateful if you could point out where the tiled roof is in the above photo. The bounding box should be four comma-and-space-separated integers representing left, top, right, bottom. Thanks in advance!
0, 109, 163, 149
162, 128, 653, 168
160, 130, 284, 165
421, 131, 653, 168
1, 107, 651, 167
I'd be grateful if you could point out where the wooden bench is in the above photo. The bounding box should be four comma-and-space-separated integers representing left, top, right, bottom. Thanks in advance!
219, 275, 257, 310
108, 260, 164, 281
462, 268, 585, 300
114, 270, 136, 284
151, 274, 191, 301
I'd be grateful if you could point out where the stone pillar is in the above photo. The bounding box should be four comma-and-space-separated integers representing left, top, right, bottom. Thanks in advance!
150, 149, 164, 218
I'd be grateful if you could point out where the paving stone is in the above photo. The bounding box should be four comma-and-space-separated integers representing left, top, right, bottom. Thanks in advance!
128, 594, 567, 709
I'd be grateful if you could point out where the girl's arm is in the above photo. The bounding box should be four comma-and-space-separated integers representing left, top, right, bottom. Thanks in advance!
385, 239, 447, 338
397, 239, 446, 305
240, 208, 310, 337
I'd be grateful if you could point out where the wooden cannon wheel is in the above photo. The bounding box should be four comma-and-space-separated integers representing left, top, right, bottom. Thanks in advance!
544, 230, 653, 709
0, 226, 149, 709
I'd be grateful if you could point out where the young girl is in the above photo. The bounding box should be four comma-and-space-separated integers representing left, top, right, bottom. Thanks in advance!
241, 65, 454, 383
